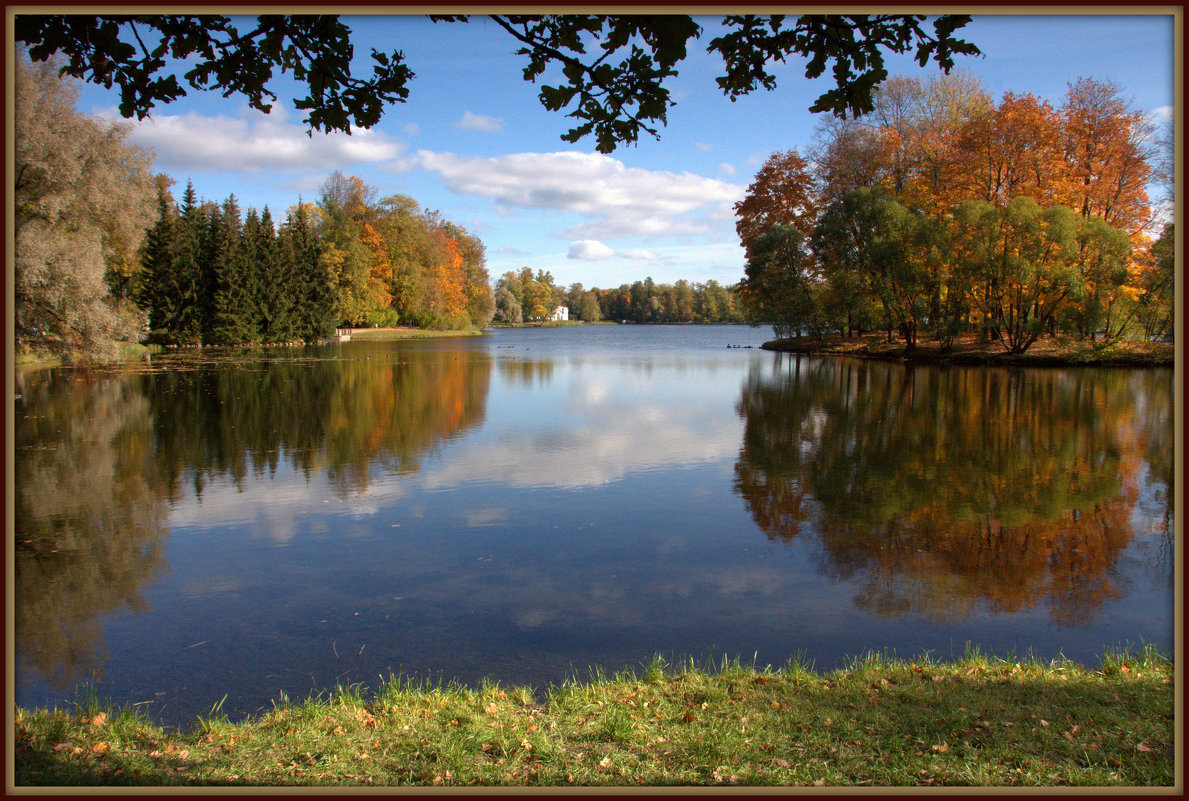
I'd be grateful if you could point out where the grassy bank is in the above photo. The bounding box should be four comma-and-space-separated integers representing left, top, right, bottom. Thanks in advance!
14, 648, 1175, 787
763, 331, 1175, 367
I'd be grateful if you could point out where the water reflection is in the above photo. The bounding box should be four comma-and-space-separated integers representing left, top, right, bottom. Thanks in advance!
734, 355, 1171, 626
14, 370, 169, 686
144, 350, 491, 500
14, 348, 492, 686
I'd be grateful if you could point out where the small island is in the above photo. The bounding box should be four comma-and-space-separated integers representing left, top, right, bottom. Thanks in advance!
762, 331, 1175, 368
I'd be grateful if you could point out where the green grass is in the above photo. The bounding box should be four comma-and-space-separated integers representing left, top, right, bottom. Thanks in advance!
14, 647, 1175, 787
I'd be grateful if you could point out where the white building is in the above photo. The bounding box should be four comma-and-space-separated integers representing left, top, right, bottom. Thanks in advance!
550, 305, 570, 322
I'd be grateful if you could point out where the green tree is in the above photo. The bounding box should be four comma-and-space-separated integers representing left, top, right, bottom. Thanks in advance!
18, 14, 980, 151
208, 195, 259, 345
812, 188, 931, 345
283, 202, 337, 342
14, 53, 156, 360
246, 207, 296, 342
951, 198, 1085, 353
738, 224, 824, 339
493, 286, 523, 324
1135, 223, 1175, 341
166, 181, 207, 344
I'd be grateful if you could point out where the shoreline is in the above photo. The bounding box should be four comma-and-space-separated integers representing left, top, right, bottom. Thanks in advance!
761, 332, 1175, 368
14, 648, 1173, 787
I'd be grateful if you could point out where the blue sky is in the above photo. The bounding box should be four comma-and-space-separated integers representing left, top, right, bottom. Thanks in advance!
75, 13, 1177, 290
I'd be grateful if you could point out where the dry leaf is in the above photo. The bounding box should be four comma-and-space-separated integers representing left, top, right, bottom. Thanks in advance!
484, 703, 499, 714
774, 758, 791, 768
599, 757, 612, 768
91, 742, 109, 754
90, 713, 107, 728
1137, 742, 1153, 753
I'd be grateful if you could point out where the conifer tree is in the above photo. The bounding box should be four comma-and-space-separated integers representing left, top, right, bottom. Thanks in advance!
209, 195, 259, 344
168, 181, 206, 344
136, 181, 177, 339
251, 207, 295, 343
284, 203, 337, 342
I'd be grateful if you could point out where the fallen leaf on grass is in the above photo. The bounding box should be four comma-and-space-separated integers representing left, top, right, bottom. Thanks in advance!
92, 742, 109, 755
1137, 743, 1153, 753
90, 713, 107, 728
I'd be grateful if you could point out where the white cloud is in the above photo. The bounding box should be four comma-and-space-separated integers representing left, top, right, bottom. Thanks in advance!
1152, 105, 1174, 122
621, 249, 663, 261
568, 240, 616, 260
406, 150, 744, 241
95, 105, 404, 172
718, 163, 737, 176
695, 142, 713, 152
422, 368, 744, 491
497, 245, 527, 255
402, 122, 421, 136
456, 111, 506, 132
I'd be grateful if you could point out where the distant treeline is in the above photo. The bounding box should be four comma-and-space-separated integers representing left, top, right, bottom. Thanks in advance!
135, 173, 494, 346
493, 268, 745, 324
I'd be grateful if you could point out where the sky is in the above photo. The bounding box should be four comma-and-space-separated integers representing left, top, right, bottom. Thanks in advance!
68, 12, 1178, 290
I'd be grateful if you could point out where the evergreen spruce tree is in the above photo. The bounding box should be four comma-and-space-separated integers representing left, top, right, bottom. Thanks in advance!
135, 182, 177, 340
251, 207, 294, 343
283, 204, 337, 343
209, 195, 260, 344
169, 181, 206, 344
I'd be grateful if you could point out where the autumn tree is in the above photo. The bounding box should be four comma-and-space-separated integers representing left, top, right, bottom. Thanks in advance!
734, 150, 819, 259
1059, 78, 1154, 235
14, 52, 156, 361
949, 91, 1066, 209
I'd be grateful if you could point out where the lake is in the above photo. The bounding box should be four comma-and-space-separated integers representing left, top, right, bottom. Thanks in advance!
14, 325, 1175, 729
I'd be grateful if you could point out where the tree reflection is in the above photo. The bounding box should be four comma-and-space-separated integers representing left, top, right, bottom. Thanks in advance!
14, 370, 169, 687
143, 349, 491, 499
734, 356, 1169, 625
15, 347, 492, 686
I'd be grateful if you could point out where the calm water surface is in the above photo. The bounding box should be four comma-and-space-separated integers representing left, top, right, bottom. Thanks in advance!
14, 325, 1175, 728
